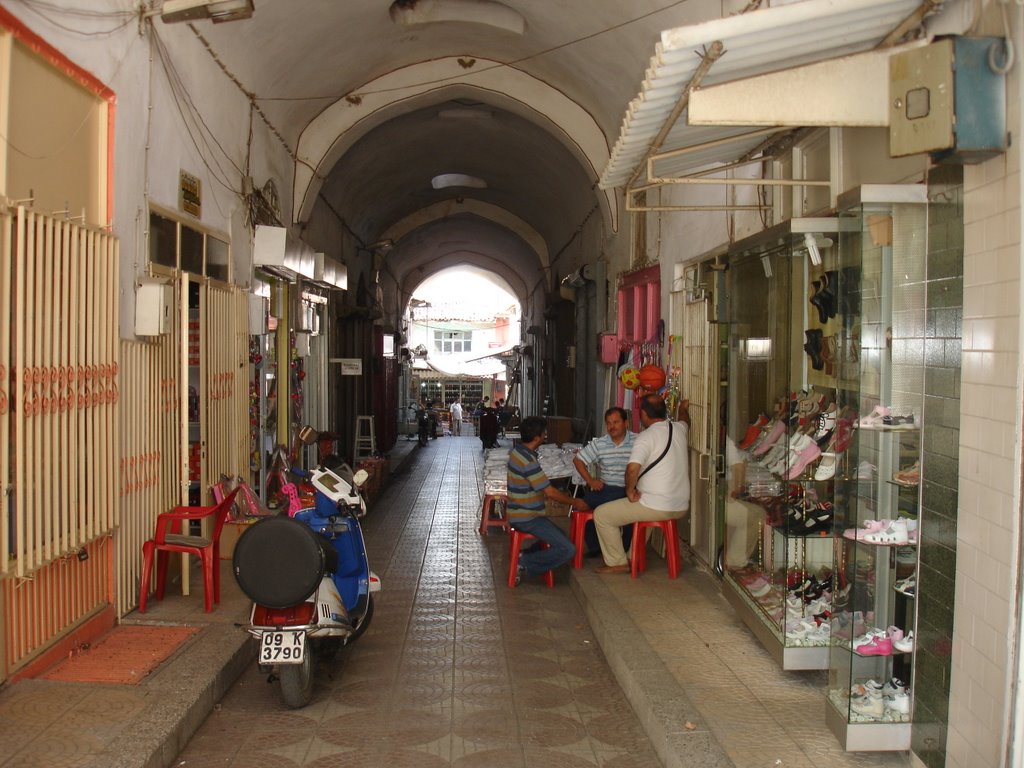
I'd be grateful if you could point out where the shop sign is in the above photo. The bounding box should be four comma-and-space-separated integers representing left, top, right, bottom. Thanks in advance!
179, 170, 201, 218
331, 358, 362, 376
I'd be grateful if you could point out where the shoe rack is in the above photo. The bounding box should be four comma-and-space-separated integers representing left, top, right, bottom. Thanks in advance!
825, 185, 928, 752
719, 218, 844, 671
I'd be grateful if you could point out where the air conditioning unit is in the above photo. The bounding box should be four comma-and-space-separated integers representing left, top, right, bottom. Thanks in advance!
253, 225, 315, 283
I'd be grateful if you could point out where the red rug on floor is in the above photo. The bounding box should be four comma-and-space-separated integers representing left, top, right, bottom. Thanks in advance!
41, 625, 200, 684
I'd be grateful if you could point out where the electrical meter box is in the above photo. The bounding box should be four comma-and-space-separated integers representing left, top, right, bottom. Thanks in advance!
890, 36, 1006, 163
135, 282, 173, 336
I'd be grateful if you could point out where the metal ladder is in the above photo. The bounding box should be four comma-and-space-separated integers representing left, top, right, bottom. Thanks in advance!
353, 415, 376, 462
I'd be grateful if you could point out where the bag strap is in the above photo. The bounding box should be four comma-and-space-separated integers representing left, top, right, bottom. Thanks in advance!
638, 421, 673, 480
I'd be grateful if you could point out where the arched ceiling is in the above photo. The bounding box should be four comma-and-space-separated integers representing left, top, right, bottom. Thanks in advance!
195, 1, 728, 301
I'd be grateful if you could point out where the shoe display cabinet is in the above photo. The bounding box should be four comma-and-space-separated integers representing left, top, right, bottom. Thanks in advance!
720, 218, 843, 671
825, 185, 927, 751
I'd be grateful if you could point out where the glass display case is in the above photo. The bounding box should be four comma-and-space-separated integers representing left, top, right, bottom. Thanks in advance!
721, 218, 843, 670
826, 185, 927, 751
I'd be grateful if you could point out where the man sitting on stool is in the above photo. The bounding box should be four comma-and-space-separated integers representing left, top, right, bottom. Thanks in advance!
594, 394, 690, 574
572, 407, 636, 557
507, 416, 589, 584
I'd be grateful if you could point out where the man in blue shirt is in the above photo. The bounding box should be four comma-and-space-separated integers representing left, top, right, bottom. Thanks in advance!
572, 407, 636, 557
507, 416, 588, 584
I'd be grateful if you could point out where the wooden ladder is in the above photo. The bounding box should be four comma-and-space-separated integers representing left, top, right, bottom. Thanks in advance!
353, 415, 376, 462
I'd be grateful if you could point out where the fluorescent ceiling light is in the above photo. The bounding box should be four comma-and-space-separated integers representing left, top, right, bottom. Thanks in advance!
161, 0, 254, 24
432, 174, 487, 190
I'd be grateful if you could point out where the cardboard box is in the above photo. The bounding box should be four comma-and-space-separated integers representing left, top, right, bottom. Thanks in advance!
219, 518, 258, 559
545, 499, 570, 518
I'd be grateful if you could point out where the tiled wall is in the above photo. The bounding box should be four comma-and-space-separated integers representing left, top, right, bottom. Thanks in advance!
947, 9, 1022, 761
912, 164, 963, 768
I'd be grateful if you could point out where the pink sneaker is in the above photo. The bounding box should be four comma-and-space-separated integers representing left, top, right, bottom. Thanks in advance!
858, 405, 891, 428
752, 420, 787, 456
856, 636, 893, 656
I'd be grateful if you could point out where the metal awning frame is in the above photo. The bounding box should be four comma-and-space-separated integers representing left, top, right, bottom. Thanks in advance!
625, 127, 830, 213
616, 0, 942, 214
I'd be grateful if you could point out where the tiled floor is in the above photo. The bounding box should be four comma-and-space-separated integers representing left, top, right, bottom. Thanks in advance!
176, 435, 660, 767
0, 433, 924, 767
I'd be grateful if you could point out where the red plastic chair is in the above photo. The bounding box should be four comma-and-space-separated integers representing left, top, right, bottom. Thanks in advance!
630, 518, 682, 579
478, 493, 510, 535
507, 529, 555, 588
138, 487, 240, 613
568, 508, 594, 568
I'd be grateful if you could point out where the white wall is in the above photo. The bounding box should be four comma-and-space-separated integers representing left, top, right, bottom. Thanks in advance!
6, 1, 296, 339
948, 3, 1023, 765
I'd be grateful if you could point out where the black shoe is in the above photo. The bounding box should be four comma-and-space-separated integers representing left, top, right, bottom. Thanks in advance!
803, 329, 824, 371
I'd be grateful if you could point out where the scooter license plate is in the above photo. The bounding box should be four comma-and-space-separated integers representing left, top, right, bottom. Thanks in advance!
259, 630, 305, 664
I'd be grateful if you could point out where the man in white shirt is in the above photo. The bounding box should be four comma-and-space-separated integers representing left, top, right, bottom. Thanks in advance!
450, 398, 463, 436
594, 394, 690, 574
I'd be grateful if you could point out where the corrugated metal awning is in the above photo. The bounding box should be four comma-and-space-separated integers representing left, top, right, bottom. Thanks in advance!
599, 0, 934, 190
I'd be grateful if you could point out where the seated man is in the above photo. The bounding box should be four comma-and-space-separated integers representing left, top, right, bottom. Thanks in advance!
571, 407, 636, 557
594, 395, 690, 574
507, 415, 589, 583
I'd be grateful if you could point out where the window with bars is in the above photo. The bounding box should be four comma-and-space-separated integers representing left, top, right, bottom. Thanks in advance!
149, 209, 230, 281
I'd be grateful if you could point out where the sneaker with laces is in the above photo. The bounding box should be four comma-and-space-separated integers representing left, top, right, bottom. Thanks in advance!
854, 460, 877, 480
892, 460, 920, 487
862, 519, 910, 546
850, 694, 884, 718
857, 405, 891, 428
886, 690, 911, 715
739, 414, 769, 449
894, 574, 916, 597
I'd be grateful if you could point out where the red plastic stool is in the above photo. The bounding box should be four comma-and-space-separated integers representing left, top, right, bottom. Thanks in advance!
569, 508, 594, 568
507, 529, 555, 588
630, 519, 682, 579
478, 493, 510, 535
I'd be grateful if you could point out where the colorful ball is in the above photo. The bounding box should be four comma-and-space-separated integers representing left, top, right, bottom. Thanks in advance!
637, 365, 667, 391
619, 366, 640, 390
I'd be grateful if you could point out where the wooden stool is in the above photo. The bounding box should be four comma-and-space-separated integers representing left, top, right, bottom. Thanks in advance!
631, 519, 682, 579
569, 508, 594, 568
507, 529, 555, 588
478, 493, 510, 535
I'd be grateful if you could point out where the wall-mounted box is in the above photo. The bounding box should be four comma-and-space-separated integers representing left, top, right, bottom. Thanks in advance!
598, 332, 619, 364
135, 282, 173, 336
890, 36, 1006, 163
248, 294, 268, 335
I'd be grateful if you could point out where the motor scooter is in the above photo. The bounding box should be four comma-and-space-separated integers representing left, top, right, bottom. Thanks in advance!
232, 438, 380, 708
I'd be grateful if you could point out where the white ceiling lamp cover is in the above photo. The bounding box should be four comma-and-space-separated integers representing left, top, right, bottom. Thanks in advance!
599, 0, 932, 189
389, 0, 525, 34
161, 0, 254, 24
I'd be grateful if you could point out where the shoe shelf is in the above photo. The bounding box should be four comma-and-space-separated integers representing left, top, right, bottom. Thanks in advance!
721, 218, 844, 672
825, 184, 927, 752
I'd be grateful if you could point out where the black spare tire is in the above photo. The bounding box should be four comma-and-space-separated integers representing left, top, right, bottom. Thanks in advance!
233, 516, 326, 608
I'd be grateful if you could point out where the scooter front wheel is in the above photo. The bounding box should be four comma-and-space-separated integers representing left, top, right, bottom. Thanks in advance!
278, 649, 314, 708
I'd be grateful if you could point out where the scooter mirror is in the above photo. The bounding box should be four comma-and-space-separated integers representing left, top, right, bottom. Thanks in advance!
298, 425, 319, 445
352, 469, 369, 487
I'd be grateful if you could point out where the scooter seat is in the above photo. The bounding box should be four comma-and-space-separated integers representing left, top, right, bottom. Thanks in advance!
233, 515, 330, 609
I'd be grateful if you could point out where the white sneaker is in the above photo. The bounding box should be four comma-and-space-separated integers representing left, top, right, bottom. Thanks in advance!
886, 690, 911, 715
893, 631, 914, 653
851, 694, 884, 718
862, 519, 910, 546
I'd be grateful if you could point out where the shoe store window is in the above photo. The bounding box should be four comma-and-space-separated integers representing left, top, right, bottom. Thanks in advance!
720, 218, 843, 671
826, 185, 928, 752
